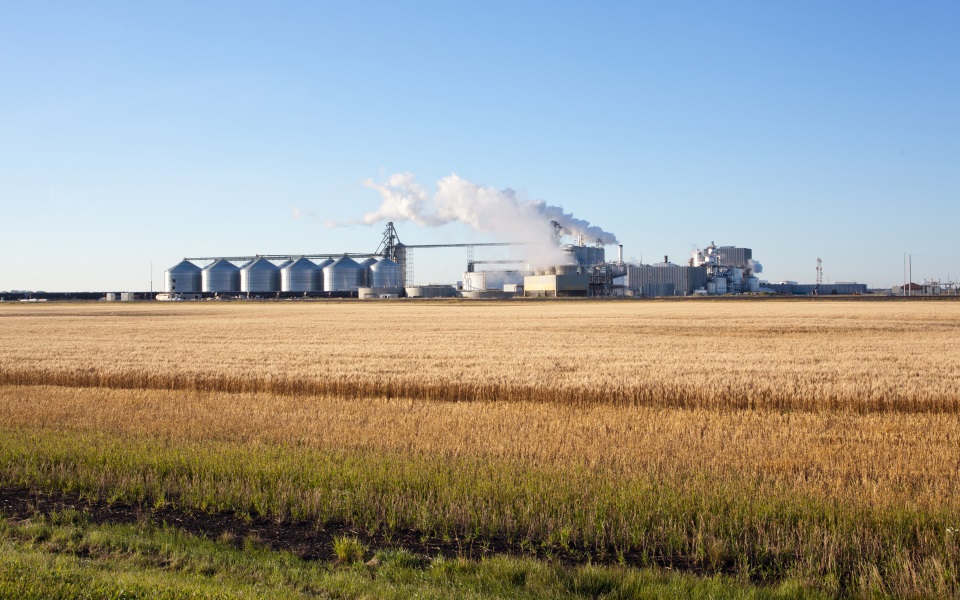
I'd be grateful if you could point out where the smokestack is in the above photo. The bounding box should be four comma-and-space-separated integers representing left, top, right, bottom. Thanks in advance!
618, 244, 623, 263
664, 255, 668, 264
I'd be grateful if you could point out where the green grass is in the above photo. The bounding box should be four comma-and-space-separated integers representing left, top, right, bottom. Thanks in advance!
0, 427, 957, 598
0, 511, 826, 599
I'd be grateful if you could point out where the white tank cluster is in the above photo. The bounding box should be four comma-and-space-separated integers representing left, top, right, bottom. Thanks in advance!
163, 256, 402, 294
689, 242, 762, 295
461, 270, 525, 292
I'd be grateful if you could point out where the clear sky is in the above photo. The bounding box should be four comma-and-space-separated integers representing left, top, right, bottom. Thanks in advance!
2, 1, 957, 291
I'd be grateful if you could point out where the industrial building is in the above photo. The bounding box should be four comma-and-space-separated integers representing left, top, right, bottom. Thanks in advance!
617, 259, 708, 297
523, 265, 589, 297
765, 282, 867, 295
162, 223, 868, 300
891, 280, 959, 296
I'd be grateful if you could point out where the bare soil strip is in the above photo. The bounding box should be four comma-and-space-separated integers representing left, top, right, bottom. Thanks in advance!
0, 485, 719, 576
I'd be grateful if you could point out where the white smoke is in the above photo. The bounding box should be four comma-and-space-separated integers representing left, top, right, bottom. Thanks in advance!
340, 172, 619, 269
357, 172, 617, 242
748, 259, 763, 274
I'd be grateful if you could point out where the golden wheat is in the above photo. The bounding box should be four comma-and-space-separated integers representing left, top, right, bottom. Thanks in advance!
1, 384, 958, 513
2, 299, 959, 596
1, 300, 959, 413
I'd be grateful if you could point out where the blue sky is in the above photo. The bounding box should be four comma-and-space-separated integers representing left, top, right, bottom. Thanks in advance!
1, 1, 957, 291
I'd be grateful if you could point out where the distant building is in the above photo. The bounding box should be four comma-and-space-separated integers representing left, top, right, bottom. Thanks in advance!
617, 263, 708, 296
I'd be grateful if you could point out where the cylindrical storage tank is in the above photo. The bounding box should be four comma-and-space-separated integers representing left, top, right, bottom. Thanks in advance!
463, 271, 486, 291
729, 268, 743, 284
315, 259, 334, 291
358, 258, 378, 287
240, 258, 281, 293
706, 281, 716, 295
281, 257, 321, 292
406, 285, 457, 298
323, 256, 364, 292
164, 260, 202, 293
202, 259, 240, 293
714, 277, 727, 294
369, 258, 402, 288
747, 276, 760, 292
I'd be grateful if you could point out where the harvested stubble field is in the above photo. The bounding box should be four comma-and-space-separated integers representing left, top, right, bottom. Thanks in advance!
1, 299, 959, 597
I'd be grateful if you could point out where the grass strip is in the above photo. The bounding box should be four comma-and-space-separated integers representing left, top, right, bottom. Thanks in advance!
0, 511, 826, 599
0, 427, 957, 597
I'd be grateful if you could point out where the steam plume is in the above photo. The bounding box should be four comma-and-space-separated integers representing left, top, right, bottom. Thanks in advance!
748, 259, 763, 274
356, 172, 619, 246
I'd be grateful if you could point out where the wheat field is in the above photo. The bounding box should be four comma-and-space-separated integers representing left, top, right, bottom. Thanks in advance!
1, 299, 959, 597
1, 300, 959, 412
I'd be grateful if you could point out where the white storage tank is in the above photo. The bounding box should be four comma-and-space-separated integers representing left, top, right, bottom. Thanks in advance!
462, 271, 487, 291
714, 277, 727, 294
746, 276, 760, 292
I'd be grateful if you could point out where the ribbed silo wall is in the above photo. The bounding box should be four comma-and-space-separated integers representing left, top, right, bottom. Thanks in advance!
240, 258, 281, 293
202, 260, 240, 293
323, 257, 363, 292
164, 261, 202, 293
369, 258, 402, 288
281, 258, 320, 292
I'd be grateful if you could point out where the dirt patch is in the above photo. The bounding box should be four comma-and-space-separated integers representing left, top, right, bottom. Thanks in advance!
0, 485, 720, 575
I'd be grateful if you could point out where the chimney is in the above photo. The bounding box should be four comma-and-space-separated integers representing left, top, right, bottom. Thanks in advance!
618, 244, 623, 263
664, 255, 669, 264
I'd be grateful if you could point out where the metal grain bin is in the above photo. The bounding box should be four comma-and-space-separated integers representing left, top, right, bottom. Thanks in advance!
201, 259, 240, 293
357, 257, 377, 287
369, 257, 402, 288
164, 260, 202, 293
315, 258, 334, 292
323, 255, 364, 292
281, 257, 320, 292
240, 257, 281, 293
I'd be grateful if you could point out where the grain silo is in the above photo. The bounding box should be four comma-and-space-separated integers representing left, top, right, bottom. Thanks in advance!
240, 257, 281, 293
323, 255, 364, 292
315, 258, 334, 292
281, 257, 321, 292
369, 258, 402, 288
164, 260, 202, 293
201, 259, 240, 293
358, 257, 378, 287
